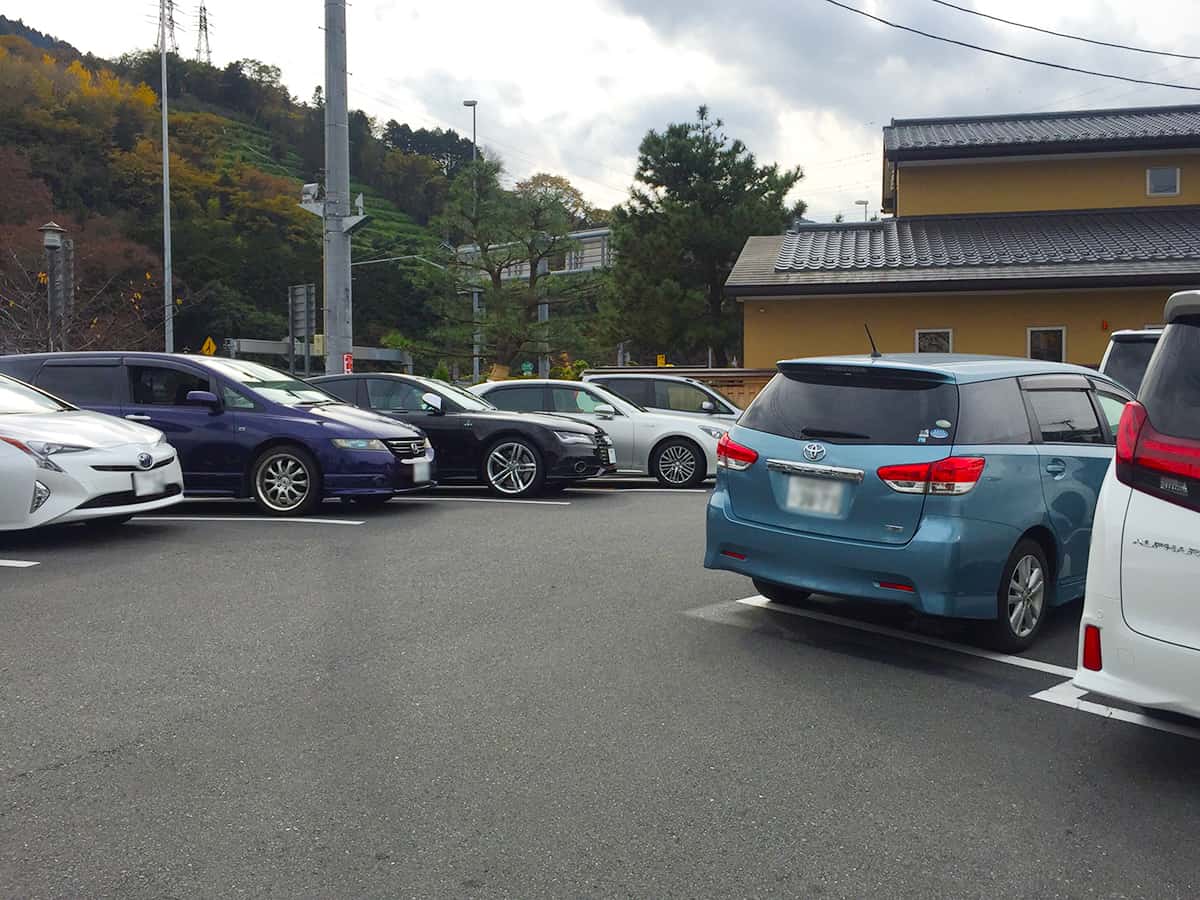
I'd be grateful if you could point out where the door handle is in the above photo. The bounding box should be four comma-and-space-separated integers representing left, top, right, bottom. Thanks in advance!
1045, 460, 1067, 476
125, 414, 152, 422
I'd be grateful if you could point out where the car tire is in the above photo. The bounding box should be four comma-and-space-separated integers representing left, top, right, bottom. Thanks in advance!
651, 438, 705, 488
753, 578, 813, 606
483, 438, 546, 498
983, 539, 1050, 652
251, 445, 322, 517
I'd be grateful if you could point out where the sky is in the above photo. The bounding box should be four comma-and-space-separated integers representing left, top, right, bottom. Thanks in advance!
6, 0, 1200, 221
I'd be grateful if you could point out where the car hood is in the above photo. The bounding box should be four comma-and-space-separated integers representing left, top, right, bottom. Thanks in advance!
307, 402, 426, 438
455, 409, 600, 434
0, 410, 162, 448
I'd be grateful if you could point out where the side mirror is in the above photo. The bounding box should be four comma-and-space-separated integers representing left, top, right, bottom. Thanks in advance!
701, 400, 717, 414
186, 390, 220, 411
421, 392, 444, 415
594, 403, 616, 419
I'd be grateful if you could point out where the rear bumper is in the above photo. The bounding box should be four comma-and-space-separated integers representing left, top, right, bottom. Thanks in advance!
704, 485, 1018, 619
323, 449, 437, 497
1073, 620, 1200, 719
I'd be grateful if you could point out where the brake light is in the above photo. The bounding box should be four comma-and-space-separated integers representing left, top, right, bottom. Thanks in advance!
1115, 401, 1200, 511
716, 433, 758, 471
1082, 625, 1102, 672
877, 457, 986, 495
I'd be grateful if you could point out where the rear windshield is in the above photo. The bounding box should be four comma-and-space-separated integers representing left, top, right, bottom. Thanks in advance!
741, 367, 959, 445
1103, 338, 1158, 394
1139, 319, 1200, 441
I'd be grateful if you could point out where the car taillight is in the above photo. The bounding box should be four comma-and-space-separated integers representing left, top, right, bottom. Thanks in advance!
716, 433, 758, 471
1082, 625, 1102, 672
1115, 400, 1200, 512
877, 457, 986, 495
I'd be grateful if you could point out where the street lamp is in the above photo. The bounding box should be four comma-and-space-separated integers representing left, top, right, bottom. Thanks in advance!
462, 99, 478, 160
855, 199, 869, 221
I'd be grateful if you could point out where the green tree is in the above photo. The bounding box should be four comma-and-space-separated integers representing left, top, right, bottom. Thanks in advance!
611, 106, 804, 366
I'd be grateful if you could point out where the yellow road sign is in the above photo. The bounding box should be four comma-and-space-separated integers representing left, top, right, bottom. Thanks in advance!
656, 354, 667, 367
200, 336, 217, 356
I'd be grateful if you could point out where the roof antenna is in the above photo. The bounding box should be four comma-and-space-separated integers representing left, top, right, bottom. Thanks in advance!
864, 324, 883, 359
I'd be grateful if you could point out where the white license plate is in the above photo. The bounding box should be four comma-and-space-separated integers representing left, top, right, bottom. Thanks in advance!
785, 476, 846, 516
132, 469, 169, 498
412, 460, 431, 483
605, 448, 615, 464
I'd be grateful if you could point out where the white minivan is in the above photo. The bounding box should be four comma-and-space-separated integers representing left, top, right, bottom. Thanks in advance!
1074, 291, 1200, 718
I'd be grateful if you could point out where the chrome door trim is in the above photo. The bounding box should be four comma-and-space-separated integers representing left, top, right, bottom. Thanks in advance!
767, 458, 865, 483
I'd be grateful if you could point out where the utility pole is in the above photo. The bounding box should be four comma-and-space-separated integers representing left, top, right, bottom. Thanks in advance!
39, 223, 67, 352
463, 99, 480, 380
158, 0, 177, 353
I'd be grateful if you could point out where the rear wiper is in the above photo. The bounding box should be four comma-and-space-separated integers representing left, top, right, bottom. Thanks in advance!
801, 427, 871, 441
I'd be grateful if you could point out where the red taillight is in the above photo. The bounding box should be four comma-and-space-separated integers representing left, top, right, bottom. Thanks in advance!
877, 581, 915, 593
1082, 625, 1103, 671
1114, 401, 1147, 485
716, 433, 758, 471
721, 550, 747, 561
1115, 401, 1200, 511
878, 457, 986, 495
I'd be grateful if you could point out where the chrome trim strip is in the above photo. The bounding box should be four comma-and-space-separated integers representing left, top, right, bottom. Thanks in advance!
767, 458, 865, 483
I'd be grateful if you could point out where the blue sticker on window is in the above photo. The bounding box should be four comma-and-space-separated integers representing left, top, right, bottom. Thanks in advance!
930, 427, 950, 439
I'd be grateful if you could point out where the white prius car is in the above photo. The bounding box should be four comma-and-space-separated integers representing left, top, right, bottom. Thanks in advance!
0, 373, 185, 531
471, 378, 724, 487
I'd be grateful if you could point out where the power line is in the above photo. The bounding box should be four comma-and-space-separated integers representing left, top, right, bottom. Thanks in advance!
822, 0, 1200, 92
926, 0, 1200, 62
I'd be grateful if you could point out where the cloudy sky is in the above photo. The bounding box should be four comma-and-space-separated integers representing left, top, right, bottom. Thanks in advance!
8, 0, 1200, 220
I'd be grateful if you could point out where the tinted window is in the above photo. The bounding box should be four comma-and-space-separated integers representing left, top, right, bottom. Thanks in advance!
487, 386, 546, 412
1027, 391, 1105, 444
367, 379, 424, 411
551, 387, 609, 414
956, 379, 1031, 445
0, 374, 71, 414
1139, 318, 1200, 441
596, 378, 651, 406
740, 368, 959, 445
37, 365, 123, 406
1102, 339, 1158, 394
653, 381, 713, 414
318, 379, 358, 404
129, 366, 209, 406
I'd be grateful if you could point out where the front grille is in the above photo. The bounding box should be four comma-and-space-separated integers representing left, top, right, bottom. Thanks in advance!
385, 439, 425, 460
77, 483, 182, 510
92, 455, 176, 473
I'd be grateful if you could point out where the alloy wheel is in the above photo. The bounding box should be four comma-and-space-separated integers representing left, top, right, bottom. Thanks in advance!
257, 453, 312, 513
657, 444, 698, 485
486, 442, 539, 495
1006, 554, 1045, 639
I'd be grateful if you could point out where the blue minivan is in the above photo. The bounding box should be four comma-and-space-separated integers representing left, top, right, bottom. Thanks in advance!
0, 353, 436, 516
705, 355, 1133, 650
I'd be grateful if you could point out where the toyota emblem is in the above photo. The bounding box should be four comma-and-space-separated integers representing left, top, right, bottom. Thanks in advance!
803, 443, 827, 462
137, 452, 154, 470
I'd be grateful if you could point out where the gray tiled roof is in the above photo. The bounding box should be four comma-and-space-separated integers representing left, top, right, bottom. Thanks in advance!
885, 105, 1200, 155
725, 206, 1200, 293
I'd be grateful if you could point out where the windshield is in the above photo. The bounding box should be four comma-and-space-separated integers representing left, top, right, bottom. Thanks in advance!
0, 374, 73, 414
201, 359, 337, 407
704, 383, 741, 411
421, 378, 496, 411
1103, 338, 1159, 395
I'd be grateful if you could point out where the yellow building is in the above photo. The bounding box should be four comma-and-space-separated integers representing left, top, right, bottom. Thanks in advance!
728, 104, 1200, 368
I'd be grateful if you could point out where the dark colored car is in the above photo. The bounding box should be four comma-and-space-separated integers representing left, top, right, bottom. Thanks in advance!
0, 353, 436, 516
311, 373, 616, 497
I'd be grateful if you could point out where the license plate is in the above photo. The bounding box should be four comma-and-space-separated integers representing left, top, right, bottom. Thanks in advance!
605, 448, 615, 464
785, 476, 846, 516
132, 469, 169, 498
412, 460, 431, 483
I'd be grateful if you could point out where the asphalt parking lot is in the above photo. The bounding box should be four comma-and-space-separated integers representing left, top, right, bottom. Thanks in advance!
2, 481, 1198, 898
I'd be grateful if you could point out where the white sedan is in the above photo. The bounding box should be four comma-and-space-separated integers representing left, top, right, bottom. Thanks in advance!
471, 378, 725, 488
0, 373, 185, 531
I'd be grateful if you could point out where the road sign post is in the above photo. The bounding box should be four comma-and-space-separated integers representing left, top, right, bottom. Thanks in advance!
200, 336, 217, 356
288, 284, 318, 375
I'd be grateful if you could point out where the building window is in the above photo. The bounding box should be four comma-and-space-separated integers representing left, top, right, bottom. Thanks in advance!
1028, 327, 1066, 362
915, 329, 953, 353
1147, 167, 1181, 197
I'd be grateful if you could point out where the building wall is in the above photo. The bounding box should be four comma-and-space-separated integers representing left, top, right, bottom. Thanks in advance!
740, 286, 1180, 369
896, 153, 1200, 216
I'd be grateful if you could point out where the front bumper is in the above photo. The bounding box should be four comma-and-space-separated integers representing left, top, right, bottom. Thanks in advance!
704, 484, 1019, 619
547, 441, 618, 481
322, 447, 438, 497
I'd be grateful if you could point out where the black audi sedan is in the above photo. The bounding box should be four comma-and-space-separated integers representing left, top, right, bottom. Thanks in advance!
311, 373, 616, 498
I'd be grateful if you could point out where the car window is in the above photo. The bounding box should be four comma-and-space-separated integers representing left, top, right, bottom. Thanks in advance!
129, 366, 210, 406
1139, 317, 1200, 441
1027, 390, 1106, 444
1102, 339, 1158, 394
486, 385, 545, 412
221, 385, 257, 410
1095, 393, 1129, 440
956, 379, 1032, 445
37, 364, 123, 406
654, 381, 713, 413
316, 379, 357, 404
597, 378, 651, 406
551, 387, 612, 414
0, 374, 72, 414
367, 379, 424, 411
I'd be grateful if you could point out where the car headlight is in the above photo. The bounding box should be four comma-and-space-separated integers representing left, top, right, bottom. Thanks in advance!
699, 426, 727, 441
331, 438, 389, 451
0, 437, 79, 472
555, 431, 594, 445
24, 440, 89, 456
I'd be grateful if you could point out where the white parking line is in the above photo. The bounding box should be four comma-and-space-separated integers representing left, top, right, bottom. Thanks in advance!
568, 488, 709, 494
0, 559, 40, 568
1031, 681, 1200, 741
135, 516, 365, 526
735, 595, 1076, 678
391, 496, 570, 507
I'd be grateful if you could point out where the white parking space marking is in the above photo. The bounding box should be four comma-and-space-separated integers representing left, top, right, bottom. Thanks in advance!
135, 516, 365, 526
0, 559, 40, 568
568, 488, 710, 495
1032, 681, 1200, 741
735, 595, 1076, 678
392, 496, 570, 507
